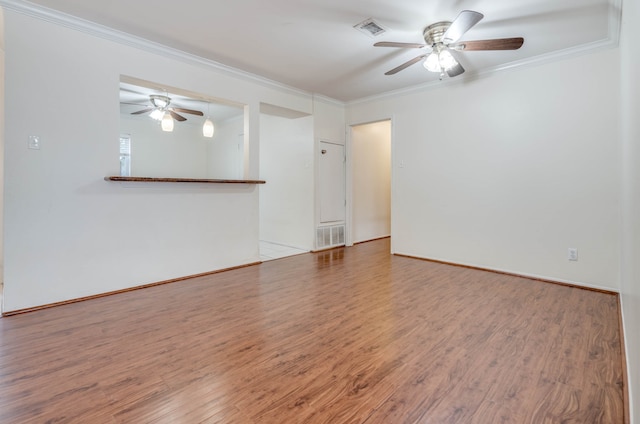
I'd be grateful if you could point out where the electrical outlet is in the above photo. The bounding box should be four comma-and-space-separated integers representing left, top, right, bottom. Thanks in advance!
568, 248, 578, 261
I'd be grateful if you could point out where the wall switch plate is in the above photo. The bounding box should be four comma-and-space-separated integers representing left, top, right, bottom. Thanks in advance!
28, 135, 41, 150
568, 248, 578, 261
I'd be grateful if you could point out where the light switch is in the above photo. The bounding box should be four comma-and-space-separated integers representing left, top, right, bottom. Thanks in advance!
28, 135, 41, 150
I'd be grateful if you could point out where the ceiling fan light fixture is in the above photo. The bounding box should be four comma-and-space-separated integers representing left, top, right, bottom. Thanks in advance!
161, 112, 174, 132
378, 10, 522, 78
203, 118, 215, 138
438, 49, 458, 70
149, 109, 164, 120
423, 52, 441, 72
423, 48, 458, 73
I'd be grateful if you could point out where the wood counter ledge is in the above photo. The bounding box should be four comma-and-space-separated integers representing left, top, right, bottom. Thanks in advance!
105, 176, 266, 184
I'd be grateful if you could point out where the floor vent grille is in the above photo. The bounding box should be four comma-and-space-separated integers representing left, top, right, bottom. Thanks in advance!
317, 224, 345, 249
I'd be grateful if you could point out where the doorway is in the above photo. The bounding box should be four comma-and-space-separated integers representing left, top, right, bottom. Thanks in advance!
349, 120, 392, 244
258, 108, 314, 260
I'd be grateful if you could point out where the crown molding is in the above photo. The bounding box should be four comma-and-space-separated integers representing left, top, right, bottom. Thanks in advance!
0, 0, 622, 107
0, 0, 319, 101
312, 94, 346, 107
608, 0, 623, 45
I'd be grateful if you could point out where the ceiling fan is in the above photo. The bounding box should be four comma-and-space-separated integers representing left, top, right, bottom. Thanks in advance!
130, 94, 203, 122
375, 10, 524, 78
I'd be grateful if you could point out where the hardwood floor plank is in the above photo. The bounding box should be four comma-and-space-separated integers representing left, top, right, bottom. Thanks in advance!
0, 238, 625, 423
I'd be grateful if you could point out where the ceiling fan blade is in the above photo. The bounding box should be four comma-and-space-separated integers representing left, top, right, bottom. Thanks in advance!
169, 110, 187, 122
121, 101, 150, 106
446, 62, 465, 78
374, 41, 427, 49
172, 107, 204, 116
443, 10, 484, 43
453, 37, 524, 51
131, 107, 154, 115
385, 54, 427, 75
443, 49, 465, 78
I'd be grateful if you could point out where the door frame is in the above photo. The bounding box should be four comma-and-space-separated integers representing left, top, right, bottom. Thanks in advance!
346, 117, 394, 249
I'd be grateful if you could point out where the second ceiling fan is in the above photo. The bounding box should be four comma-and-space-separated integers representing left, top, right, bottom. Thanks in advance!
375, 10, 524, 78
131, 94, 203, 122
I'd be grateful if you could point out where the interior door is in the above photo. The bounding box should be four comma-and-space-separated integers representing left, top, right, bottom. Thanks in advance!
319, 141, 345, 223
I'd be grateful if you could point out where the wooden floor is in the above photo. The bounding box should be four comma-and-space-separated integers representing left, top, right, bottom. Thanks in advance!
0, 239, 625, 423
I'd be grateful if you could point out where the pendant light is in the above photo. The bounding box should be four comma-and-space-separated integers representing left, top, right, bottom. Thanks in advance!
203, 103, 215, 138
161, 111, 174, 132
203, 119, 214, 137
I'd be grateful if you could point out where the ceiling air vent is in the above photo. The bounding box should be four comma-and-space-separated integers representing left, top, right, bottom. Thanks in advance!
354, 18, 387, 37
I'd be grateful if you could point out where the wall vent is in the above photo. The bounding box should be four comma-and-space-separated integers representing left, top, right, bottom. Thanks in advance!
316, 224, 345, 249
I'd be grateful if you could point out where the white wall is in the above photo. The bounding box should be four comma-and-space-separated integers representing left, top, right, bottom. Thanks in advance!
313, 96, 346, 144
2, 10, 313, 312
351, 120, 391, 243
120, 113, 245, 180
259, 114, 314, 250
120, 116, 209, 178
347, 48, 621, 291
207, 115, 244, 179
620, 0, 640, 419
0, 7, 4, 284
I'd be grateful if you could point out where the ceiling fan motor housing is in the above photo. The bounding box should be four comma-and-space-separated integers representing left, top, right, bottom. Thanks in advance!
150, 94, 171, 109
423, 21, 452, 46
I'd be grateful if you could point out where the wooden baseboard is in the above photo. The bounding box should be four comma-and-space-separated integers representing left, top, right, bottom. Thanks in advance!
2, 262, 262, 317
310, 236, 391, 252
393, 253, 618, 295
618, 296, 631, 424
354, 235, 390, 245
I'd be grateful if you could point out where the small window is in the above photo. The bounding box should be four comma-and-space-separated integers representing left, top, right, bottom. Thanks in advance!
119, 134, 131, 176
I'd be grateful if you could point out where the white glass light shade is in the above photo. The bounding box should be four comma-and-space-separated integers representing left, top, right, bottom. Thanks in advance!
423, 48, 459, 73
161, 112, 174, 132
423, 52, 441, 72
203, 118, 215, 138
149, 109, 164, 120
438, 49, 458, 70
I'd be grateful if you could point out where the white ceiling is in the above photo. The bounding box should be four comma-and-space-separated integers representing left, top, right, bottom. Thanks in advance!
16, 0, 620, 102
